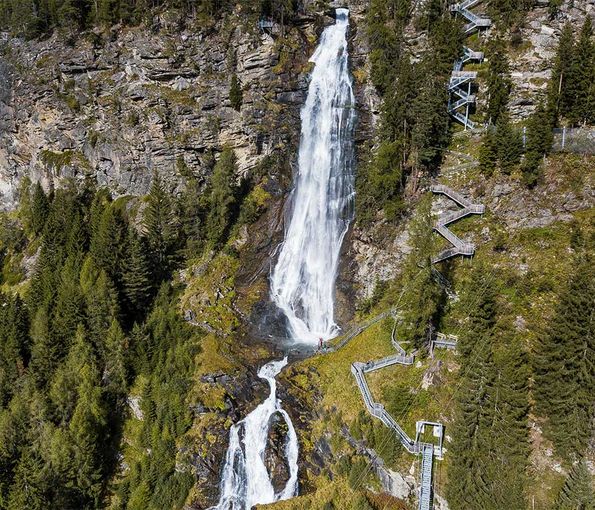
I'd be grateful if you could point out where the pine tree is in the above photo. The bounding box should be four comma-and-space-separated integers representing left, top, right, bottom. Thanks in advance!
484, 324, 529, 509
30, 182, 49, 236
69, 360, 106, 506
0, 293, 29, 405
554, 459, 595, 510
85, 270, 120, 350
522, 102, 554, 187
569, 18, 595, 125
229, 74, 242, 111
90, 203, 128, 290
52, 255, 85, 354
410, 68, 451, 171
495, 114, 522, 175
8, 0, 39, 38
122, 231, 153, 322
486, 37, 512, 124
6, 449, 48, 510
549, 23, 576, 121
28, 308, 58, 388
103, 319, 128, 400
533, 254, 595, 461
0, 392, 29, 501
397, 194, 442, 348
143, 172, 177, 282
206, 147, 239, 247
177, 175, 206, 255
49, 325, 93, 425
446, 265, 512, 509
56, 0, 80, 29
479, 126, 498, 176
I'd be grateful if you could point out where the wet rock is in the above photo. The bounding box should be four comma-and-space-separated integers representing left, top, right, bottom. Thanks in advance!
265, 413, 292, 493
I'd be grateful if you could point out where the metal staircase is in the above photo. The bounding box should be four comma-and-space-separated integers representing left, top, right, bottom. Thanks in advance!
431, 184, 485, 263
448, 0, 491, 129
418, 443, 435, 510
450, 0, 492, 33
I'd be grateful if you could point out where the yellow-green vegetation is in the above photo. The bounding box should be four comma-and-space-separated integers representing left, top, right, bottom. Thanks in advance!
273, 311, 458, 508
147, 84, 200, 108
181, 252, 241, 335
352, 67, 367, 85
39, 149, 91, 172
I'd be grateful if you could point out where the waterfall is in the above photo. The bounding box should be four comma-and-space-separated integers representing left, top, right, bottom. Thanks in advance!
211, 10, 355, 509
270, 7, 356, 344
208, 358, 298, 510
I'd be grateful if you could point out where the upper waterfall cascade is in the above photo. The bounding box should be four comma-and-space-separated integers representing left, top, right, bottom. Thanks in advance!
211, 10, 355, 509
270, 8, 356, 344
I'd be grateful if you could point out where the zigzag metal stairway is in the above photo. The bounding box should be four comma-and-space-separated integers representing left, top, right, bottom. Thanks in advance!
430, 184, 485, 263
349, 5, 491, 505
448, 0, 492, 129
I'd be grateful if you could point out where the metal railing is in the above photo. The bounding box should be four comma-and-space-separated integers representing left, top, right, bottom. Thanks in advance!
551, 127, 595, 155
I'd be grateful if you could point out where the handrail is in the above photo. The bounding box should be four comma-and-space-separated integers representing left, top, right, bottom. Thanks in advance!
430, 185, 484, 262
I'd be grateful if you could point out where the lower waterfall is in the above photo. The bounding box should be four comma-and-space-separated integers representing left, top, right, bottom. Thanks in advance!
209, 358, 298, 510
211, 9, 355, 508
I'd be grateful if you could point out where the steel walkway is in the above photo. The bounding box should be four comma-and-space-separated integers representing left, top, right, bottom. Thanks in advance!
350, 318, 444, 509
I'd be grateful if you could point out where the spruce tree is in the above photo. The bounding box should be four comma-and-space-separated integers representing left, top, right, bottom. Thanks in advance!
143, 172, 177, 283
495, 114, 522, 175
478, 126, 498, 176
522, 102, 554, 187
85, 270, 120, 351
30, 182, 49, 236
103, 319, 128, 401
69, 361, 106, 506
28, 308, 57, 388
447, 329, 496, 509
554, 459, 595, 510
49, 325, 93, 425
6, 449, 48, 510
206, 147, 239, 247
122, 231, 153, 322
549, 23, 576, 120
229, 74, 242, 111
569, 18, 595, 125
533, 254, 595, 461
396, 194, 442, 348
486, 37, 512, 124
0, 293, 29, 405
52, 255, 86, 355
90, 203, 128, 290
8, 0, 38, 38
484, 324, 529, 509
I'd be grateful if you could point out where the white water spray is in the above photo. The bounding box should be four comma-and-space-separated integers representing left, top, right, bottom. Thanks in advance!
211, 10, 355, 509
270, 8, 356, 344
209, 358, 298, 510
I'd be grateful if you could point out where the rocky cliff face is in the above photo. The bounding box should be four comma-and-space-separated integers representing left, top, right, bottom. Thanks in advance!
0, 9, 324, 210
